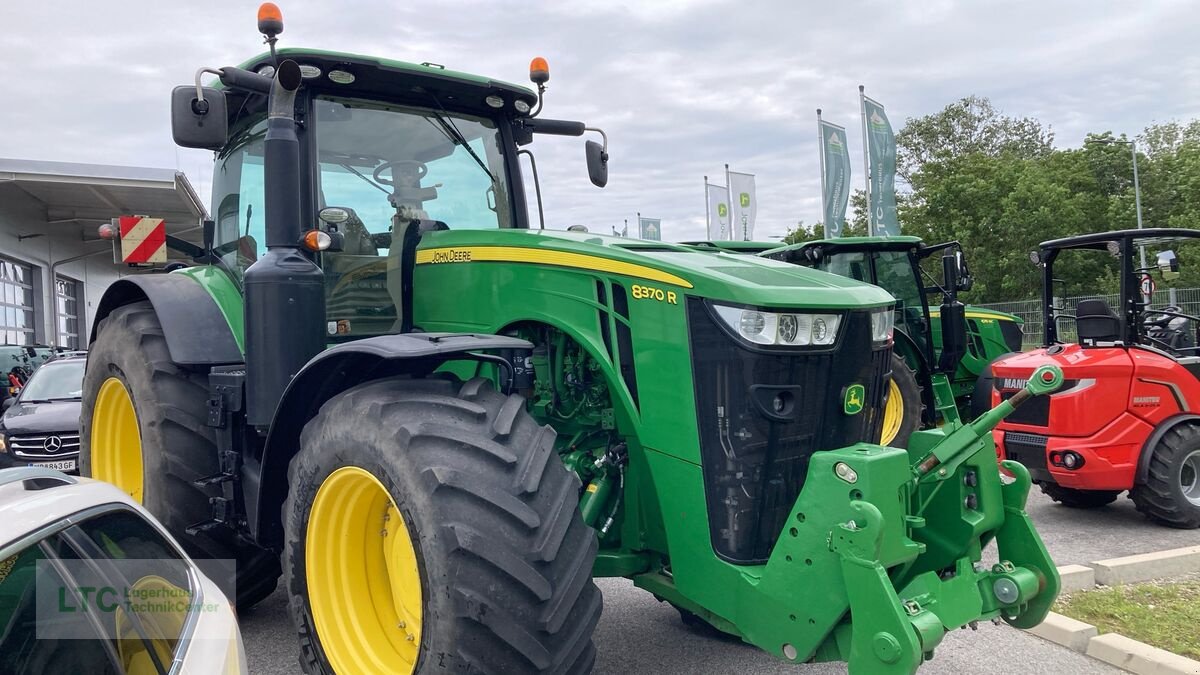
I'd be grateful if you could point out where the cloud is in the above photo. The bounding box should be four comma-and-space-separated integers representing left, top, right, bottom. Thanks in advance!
0, 0, 1194, 243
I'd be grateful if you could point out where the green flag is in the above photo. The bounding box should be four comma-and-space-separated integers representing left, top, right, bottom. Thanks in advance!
863, 96, 899, 236
819, 120, 851, 237
638, 217, 662, 241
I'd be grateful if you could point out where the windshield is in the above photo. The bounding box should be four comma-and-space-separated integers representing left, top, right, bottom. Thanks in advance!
315, 97, 512, 233
20, 360, 84, 401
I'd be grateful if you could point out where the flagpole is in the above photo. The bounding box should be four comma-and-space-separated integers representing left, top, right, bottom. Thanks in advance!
816, 109, 827, 235
724, 163, 733, 241
859, 84, 874, 237
703, 175, 711, 240
636, 212, 641, 239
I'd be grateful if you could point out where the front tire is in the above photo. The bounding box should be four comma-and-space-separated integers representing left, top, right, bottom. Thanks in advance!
1038, 483, 1120, 509
880, 354, 922, 448
80, 300, 280, 608
283, 376, 602, 674
1131, 424, 1200, 529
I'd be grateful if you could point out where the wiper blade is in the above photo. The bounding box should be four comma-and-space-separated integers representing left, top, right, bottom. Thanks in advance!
426, 95, 496, 186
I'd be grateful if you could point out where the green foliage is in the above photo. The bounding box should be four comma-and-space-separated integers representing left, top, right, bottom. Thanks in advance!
896, 96, 1054, 185
892, 97, 1200, 302
782, 191, 869, 244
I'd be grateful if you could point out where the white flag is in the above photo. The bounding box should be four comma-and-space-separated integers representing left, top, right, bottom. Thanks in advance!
727, 171, 757, 241
706, 184, 730, 240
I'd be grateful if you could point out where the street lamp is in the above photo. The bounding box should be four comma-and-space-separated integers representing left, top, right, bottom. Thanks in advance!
1086, 137, 1146, 269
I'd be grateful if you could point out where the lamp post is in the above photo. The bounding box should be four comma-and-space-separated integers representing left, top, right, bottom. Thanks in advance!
1087, 137, 1146, 269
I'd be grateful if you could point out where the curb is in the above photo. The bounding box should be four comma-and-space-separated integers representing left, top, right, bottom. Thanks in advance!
1091, 546, 1200, 586
1019, 551, 1200, 674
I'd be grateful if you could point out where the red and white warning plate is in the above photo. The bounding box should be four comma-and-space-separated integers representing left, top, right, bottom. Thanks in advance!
118, 216, 167, 264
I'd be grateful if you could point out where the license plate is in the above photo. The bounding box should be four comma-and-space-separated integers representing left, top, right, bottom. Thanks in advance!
32, 459, 76, 472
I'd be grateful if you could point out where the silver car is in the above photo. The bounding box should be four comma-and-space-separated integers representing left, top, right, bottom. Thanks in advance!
0, 467, 246, 674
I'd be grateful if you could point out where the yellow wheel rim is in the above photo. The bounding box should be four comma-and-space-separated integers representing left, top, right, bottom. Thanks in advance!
307, 466, 423, 674
91, 377, 144, 503
880, 379, 904, 446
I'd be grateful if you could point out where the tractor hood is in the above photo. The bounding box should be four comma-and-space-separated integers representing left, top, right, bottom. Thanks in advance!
416, 229, 895, 310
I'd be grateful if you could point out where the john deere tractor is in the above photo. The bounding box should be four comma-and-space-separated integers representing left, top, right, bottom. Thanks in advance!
82, 7, 1062, 674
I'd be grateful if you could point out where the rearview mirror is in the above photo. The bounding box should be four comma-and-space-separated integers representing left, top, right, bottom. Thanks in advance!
2, 397, 15, 412
171, 86, 228, 150
586, 140, 608, 188
1158, 250, 1180, 280
955, 250, 974, 291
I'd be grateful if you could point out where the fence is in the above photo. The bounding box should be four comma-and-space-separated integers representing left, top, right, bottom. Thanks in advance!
976, 287, 1200, 350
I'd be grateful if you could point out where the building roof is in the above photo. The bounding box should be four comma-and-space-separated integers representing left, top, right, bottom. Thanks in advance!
0, 158, 207, 243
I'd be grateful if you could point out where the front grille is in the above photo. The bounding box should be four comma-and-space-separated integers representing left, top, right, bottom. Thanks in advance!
999, 389, 1050, 426
10, 433, 80, 460
687, 299, 888, 564
1003, 432, 1052, 483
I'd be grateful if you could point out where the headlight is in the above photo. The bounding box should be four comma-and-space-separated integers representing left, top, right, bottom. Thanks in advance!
713, 304, 841, 346
871, 307, 895, 345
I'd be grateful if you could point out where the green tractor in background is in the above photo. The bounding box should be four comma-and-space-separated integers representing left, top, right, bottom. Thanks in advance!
691, 237, 1025, 445
81, 7, 1061, 674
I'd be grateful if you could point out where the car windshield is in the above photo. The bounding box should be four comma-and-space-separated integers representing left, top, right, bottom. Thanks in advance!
20, 360, 85, 401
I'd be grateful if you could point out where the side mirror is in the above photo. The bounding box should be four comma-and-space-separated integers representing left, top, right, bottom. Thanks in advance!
585, 140, 608, 188
171, 85, 228, 150
1158, 250, 1180, 280
3, 398, 15, 412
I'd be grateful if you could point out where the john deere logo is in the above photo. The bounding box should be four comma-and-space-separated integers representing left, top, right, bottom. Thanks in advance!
844, 384, 865, 415
739, 192, 751, 208
717, 203, 728, 217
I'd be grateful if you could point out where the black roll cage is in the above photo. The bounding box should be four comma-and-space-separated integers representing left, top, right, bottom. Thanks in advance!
1037, 228, 1200, 349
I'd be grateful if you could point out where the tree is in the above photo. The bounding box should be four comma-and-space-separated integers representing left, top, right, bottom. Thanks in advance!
782, 191, 869, 244
896, 96, 1054, 185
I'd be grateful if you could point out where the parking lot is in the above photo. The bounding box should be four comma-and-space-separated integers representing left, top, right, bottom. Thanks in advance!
239, 490, 1198, 674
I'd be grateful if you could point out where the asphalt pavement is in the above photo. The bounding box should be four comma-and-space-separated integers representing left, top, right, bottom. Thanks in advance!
238, 489, 1196, 674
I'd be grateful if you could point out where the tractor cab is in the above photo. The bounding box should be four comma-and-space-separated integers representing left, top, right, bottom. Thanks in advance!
182, 49, 608, 341
993, 227, 1200, 528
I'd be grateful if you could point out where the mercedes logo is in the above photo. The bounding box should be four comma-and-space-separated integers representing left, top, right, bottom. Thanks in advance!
43, 436, 63, 454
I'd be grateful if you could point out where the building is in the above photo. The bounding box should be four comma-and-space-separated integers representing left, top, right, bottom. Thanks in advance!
0, 158, 206, 349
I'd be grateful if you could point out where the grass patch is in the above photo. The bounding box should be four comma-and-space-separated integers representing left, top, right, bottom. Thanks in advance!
1055, 580, 1200, 660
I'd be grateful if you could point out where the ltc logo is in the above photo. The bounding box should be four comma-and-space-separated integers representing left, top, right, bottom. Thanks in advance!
739, 192, 751, 208
843, 384, 865, 415
717, 203, 728, 218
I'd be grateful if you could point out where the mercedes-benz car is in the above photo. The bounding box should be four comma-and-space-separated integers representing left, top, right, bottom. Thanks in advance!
0, 354, 85, 473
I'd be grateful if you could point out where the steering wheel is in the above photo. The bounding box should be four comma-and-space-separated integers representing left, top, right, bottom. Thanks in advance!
373, 160, 427, 187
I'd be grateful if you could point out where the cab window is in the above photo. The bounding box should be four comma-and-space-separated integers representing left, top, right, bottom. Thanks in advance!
210, 118, 268, 275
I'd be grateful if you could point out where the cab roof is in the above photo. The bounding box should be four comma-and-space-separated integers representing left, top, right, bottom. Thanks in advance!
1040, 228, 1200, 252
235, 48, 538, 114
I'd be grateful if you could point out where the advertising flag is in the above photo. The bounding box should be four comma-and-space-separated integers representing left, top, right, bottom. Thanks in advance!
638, 217, 662, 241
727, 171, 757, 241
862, 96, 899, 236
706, 183, 730, 240
819, 120, 851, 237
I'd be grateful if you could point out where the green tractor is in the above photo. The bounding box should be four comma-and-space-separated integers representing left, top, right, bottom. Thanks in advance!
692, 237, 1024, 443
764, 237, 1024, 432
82, 9, 1062, 674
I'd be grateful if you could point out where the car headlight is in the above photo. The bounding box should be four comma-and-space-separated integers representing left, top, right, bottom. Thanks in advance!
713, 304, 841, 346
871, 307, 895, 345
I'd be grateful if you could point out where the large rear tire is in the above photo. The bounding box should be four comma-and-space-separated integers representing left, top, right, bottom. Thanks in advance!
80, 300, 280, 609
1131, 424, 1200, 529
1038, 483, 1120, 509
283, 376, 602, 675
880, 354, 922, 448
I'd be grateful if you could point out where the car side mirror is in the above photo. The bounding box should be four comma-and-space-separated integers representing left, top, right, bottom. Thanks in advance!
3, 398, 15, 411
586, 140, 608, 188
1158, 250, 1180, 280
171, 86, 228, 150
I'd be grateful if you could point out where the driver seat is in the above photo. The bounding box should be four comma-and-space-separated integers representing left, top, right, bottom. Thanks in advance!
1076, 299, 1121, 344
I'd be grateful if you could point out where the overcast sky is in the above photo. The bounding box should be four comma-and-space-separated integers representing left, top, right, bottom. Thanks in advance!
1, 0, 1196, 241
